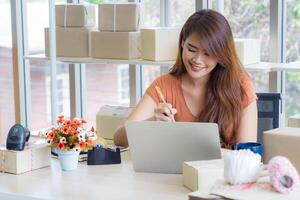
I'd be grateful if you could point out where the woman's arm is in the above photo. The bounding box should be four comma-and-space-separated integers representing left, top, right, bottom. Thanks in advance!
113, 94, 157, 147
236, 101, 258, 143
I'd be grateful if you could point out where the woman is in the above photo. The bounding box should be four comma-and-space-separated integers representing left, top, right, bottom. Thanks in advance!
114, 9, 257, 148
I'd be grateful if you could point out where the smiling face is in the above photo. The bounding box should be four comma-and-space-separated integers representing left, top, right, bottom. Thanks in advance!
181, 32, 218, 81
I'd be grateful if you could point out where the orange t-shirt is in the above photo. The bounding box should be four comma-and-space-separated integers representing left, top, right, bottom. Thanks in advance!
146, 73, 257, 122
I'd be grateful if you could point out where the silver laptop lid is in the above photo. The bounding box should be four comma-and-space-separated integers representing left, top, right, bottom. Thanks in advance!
125, 121, 221, 174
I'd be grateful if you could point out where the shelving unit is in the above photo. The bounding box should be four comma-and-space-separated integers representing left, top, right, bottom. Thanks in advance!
24, 54, 300, 72
24, 54, 175, 66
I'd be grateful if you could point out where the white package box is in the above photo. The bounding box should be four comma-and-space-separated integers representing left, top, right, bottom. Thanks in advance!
98, 3, 140, 32
183, 159, 224, 192
234, 38, 260, 65
141, 27, 180, 61
263, 127, 300, 173
56, 4, 96, 27
0, 138, 51, 174
96, 105, 133, 140
288, 114, 300, 128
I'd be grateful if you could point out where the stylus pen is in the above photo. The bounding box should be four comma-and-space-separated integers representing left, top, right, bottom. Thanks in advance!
155, 86, 176, 122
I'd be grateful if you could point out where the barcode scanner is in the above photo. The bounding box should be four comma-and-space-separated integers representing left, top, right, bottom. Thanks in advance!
6, 124, 31, 151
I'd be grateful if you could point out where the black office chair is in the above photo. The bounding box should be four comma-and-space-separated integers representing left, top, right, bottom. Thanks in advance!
256, 93, 281, 144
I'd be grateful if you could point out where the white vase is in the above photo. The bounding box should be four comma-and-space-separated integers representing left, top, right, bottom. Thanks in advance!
57, 149, 80, 171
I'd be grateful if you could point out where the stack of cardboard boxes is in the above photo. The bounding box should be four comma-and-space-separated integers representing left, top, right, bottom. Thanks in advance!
91, 3, 141, 59
45, 3, 96, 57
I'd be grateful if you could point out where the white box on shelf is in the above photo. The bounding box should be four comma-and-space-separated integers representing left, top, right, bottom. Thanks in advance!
0, 138, 51, 174
96, 105, 133, 140
45, 27, 90, 57
141, 27, 180, 61
98, 3, 140, 32
90, 31, 141, 59
263, 127, 300, 173
56, 4, 96, 27
234, 38, 260, 65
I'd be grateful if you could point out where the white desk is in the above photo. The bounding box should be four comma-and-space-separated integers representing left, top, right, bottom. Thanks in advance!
0, 151, 190, 200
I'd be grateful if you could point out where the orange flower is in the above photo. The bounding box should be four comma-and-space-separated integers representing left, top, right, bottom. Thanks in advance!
57, 115, 64, 123
62, 126, 68, 133
57, 142, 65, 150
72, 118, 82, 126
87, 139, 93, 146
63, 120, 71, 126
47, 132, 55, 140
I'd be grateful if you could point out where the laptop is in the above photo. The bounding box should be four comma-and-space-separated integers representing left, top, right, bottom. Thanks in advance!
125, 121, 221, 174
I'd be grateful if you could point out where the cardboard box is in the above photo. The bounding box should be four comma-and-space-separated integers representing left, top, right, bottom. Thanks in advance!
90, 31, 141, 59
141, 27, 180, 61
288, 114, 300, 128
0, 138, 51, 174
234, 38, 260, 65
96, 105, 133, 140
45, 27, 90, 57
183, 159, 224, 192
56, 4, 96, 27
263, 127, 300, 173
98, 3, 140, 32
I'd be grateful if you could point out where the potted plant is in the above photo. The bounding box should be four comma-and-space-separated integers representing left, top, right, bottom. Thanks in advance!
43, 115, 100, 171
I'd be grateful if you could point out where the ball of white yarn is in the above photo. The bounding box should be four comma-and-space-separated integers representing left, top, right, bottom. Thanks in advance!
224, 149, 261, 185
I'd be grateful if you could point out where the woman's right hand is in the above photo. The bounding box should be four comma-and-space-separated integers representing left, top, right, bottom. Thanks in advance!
154, 103, 177, 122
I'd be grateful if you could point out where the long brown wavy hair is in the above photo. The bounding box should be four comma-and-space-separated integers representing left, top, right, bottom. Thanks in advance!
170, 9, 246, 147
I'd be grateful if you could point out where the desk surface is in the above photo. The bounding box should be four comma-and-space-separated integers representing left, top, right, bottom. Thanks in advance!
0, 151, 190, 200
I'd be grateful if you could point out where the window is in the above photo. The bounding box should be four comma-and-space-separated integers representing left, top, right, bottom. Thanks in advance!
169, 0, 195, 26
285, 0, 300, 118
223, 0, 270, 92
26, 1, 71, 130
85, 64, 130, 126
142, 0, 160, 27
142, 66, 161, 94
0, 0, 15, 143
118, 65, 130, 104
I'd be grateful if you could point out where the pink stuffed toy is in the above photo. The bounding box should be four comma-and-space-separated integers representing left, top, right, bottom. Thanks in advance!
268, 156, 299, 194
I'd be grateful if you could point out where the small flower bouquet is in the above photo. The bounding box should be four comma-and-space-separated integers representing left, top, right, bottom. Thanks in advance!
43, 115, 100, 151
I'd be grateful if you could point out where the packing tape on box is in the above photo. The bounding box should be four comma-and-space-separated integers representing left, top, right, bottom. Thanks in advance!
110, 3, 140, 32
62, 4, 92, 27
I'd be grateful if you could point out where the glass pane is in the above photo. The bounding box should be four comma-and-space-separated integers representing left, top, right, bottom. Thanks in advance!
29, 61, 70, 130
143, 0, 160, 27
286, 0, 300, 62
0, 0, 15, 143
223, 0, 270, 92
85, 64, 130, 127
27, 0, 49, 54
142, 65, 161, 94
26, 0, 70, 130
285, 0, 300, 119
170, 0, 195, 26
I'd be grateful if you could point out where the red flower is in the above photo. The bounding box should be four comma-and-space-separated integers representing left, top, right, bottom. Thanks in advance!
79, 141, 85, 149
57, 142, 65, 150
91, 126, 95, 132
